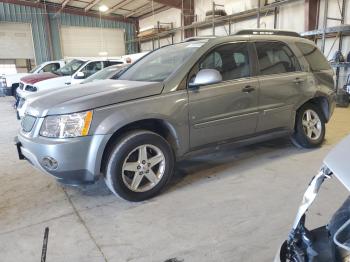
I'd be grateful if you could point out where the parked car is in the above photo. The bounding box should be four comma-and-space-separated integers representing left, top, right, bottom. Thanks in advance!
0, 60, 65, 96
274, 134, 350, 262
16, 58, 124, 100
16, 64, 129, 119
81, 64, 129, 84
16, 30, 335, 201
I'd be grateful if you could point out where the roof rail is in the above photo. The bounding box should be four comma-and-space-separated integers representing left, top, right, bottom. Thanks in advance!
235, 29, 300, 37
183, 36, 216, 42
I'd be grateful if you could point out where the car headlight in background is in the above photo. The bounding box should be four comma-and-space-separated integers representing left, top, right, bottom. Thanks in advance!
0, 78, 7, 87
40, 111, 93, 138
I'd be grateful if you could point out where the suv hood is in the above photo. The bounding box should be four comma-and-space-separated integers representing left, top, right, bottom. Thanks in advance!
21, 72, 59, 84
27, 79, 163, 117
323, 134, 350, 191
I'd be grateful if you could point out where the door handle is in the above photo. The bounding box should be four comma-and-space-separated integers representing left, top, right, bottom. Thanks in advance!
242, 85, 255, 93
293, 78, 305, 84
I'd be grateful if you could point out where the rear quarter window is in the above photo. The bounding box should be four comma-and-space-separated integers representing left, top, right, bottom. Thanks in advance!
296, 42, 331, 72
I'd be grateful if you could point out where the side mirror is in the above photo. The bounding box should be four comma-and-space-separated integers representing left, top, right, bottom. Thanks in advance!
74, 71, 85, 79
188, 69, 222, 89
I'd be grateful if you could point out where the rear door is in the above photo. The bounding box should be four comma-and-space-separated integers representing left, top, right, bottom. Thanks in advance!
254, 41, 308, 132
188, 42, 259, 148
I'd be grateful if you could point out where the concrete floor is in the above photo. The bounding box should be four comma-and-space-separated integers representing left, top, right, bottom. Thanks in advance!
0, 96, 350, 262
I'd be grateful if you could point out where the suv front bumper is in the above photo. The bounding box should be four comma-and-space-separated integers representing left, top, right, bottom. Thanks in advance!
15, 132, 111, 185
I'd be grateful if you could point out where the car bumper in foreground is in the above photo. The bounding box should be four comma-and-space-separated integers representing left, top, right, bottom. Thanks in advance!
15, 133, 111, 185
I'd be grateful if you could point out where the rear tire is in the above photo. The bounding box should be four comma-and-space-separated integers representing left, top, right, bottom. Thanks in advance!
104, 130, 175, 202
291, 103, 326, 148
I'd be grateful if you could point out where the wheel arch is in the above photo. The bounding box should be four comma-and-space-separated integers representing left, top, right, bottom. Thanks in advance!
100, 118, 180, 174
297, 96, 330, 123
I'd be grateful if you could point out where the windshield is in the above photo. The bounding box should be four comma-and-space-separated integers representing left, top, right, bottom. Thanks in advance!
82, 65, 127, 84
119, 42, 205, 82
54, 59, 85, 76
29, 64, 42, 73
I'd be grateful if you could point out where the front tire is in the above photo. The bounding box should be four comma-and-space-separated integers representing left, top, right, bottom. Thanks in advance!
291, 103, 326, 148
104, 130, 175, 202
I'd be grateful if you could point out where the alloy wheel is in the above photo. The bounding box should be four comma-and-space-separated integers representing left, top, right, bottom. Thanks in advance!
302, 109, 322, 141
121, 144, 165, 192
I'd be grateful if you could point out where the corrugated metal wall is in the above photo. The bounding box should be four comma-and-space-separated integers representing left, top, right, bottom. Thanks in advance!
0, 2, 137, 64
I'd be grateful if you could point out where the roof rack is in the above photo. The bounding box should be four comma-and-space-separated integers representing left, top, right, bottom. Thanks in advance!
235, 29, 300, 37
183, 36, 216, 42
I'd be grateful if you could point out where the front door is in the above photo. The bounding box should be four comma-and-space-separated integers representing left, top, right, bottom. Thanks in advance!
253, 41, 309, 132
188, 42, 259, 149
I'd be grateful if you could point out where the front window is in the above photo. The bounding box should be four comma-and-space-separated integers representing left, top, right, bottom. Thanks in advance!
54, 59, 85, 76
199, 43, 251, 81
80, 61, 103, 78
82, 65, 127, 83
118, 42, 205, 82
29, 64, 41, 73
42, 63, 60, 73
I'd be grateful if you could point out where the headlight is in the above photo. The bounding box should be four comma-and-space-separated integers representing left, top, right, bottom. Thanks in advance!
40, 111, 93, 138
26, 85, 37, 92
0, 78, 7, 87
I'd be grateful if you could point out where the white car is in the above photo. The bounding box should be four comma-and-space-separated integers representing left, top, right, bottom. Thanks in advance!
16, 58, 123, 100
0, 60, 65, 96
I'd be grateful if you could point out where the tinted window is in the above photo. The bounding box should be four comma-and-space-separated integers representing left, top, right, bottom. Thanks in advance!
295, 42, 331, 71
199, 43, 251, 81
255, 42, 300, 75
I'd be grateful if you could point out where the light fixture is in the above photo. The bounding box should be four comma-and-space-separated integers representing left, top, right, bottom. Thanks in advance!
98, 5, 109, 12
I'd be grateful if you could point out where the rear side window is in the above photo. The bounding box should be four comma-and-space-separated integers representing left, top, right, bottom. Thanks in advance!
295, 42, 331, 72
255, 42, 300, 75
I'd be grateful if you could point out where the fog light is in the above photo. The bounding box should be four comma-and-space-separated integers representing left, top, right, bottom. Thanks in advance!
42, 157, 58, 170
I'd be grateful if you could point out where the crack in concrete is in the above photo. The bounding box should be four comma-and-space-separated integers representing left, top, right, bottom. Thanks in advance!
62, 188, 108, 262
0, 212, 74, 236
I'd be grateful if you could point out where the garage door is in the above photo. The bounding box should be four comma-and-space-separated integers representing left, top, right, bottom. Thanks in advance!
60, 26, 125, 57
0, 22, 35, 59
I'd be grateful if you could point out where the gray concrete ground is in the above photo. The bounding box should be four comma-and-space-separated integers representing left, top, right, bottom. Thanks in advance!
0, 96, 350, 262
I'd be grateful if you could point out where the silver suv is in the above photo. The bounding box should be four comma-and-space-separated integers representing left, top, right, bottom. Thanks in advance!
16, 30, 336, 201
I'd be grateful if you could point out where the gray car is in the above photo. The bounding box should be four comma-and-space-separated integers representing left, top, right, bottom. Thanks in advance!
16, 29, 336, 201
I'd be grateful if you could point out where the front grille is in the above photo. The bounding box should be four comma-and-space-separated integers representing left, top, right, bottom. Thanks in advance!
17, 98, 25, 109
19, 82, 24, 90
21, 115, 36, 132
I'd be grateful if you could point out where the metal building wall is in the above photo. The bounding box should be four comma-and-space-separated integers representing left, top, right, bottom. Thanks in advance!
50, 12, 137, 60
0, 2, 137, 64
0, 2, 51, 64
